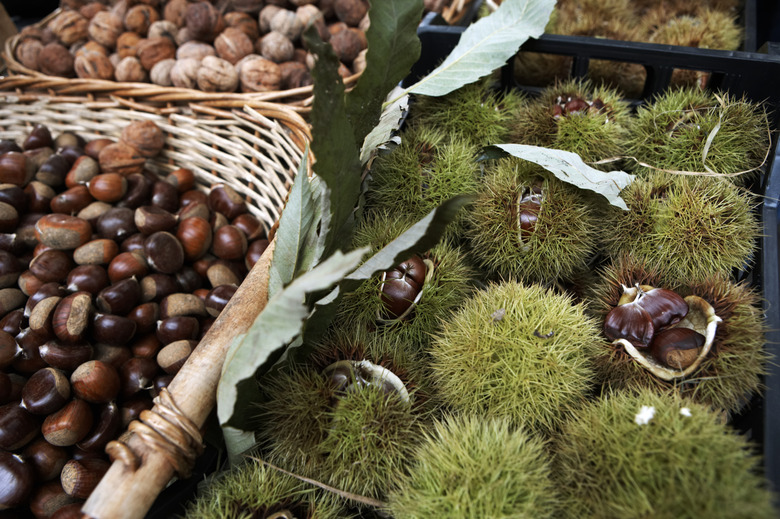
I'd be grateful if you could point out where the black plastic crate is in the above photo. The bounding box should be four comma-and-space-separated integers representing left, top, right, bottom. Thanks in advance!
408, 12, 780, 496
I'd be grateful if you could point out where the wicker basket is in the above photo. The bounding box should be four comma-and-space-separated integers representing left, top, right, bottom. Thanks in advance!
2, 8, 361, 113
0, 83, 311, 518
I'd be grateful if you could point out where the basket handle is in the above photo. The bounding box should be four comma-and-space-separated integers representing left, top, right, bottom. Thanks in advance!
81, 238, 277, 519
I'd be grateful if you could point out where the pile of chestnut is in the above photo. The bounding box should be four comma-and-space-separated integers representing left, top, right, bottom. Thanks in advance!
0, 121, 269, 517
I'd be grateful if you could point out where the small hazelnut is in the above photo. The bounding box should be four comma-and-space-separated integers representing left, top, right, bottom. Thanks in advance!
185, 2, 225, 42
124, 4, 160, 36
38, 42, 75, 77
149, 58, 175, 86
224, 12, 260, 41
114, 56, 148, 82
170, 58, 200, 89
175, 41, 216, 61
163, 0, 188, 26
215, 27, 254, 65
175, 26, 195, 46
147, 20, 178, 42
74, 40, 109, 59
238, 57, 281, 92
80, 2, 107, 20
269, 9, 303, 41
48, 10, 89, 46
116, 31, 142, 58
229, 0, 266, 14
334, 0, 369, 26
136, 37, 176, 70
74, 53, 115, 80
88, 11, 124, 48
295, 5, 329, 41
14, 39, 44, 70
197, 56, 239, 92
279, 61, 311, 89
260, 31, 294, 63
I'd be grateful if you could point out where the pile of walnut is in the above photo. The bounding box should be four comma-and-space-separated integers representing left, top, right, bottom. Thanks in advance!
0, 121, 270, 515
14, 0, 373, 93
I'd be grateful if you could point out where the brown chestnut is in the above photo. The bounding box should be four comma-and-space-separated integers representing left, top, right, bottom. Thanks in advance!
66, 264, 110, 295
177, 201, 210, 222
23, 124, 53, 150
380, 255, 426, 320
0, 402, 40, 450
232, 213, 264, 241
107, 250, 149, 282
205, 284, 237, 317
96, 206, 136, 242
159, 292, 206, 319
84, 138, 113, 160
144, 231, 184, 274
127, 302, 160, 335
28, 480, 80, 519
71, 360, 120, 403
179, 190, 208, 208
636, 287, 689, 331
35, 213, 93, 250
140, 273, 178, 303
42, 398, 94, 446
208, 184, 247, 219
36, 153, 70, 188
150, 180, 179, 213
96, 277, 141, 315
52, 291, 93, 343
245, 238, 270, 269
650, 327, 705, 370
76, 400, 121, 452
119, 357, 157, 399
88, 172, 127, 203
91, 313, 137, 346
92, 344, 132, 371
73, 238, 119, 265
21, 366, 71, 415
0, 288, 27, 318
176, 216, 212, 261
165, 168, 195, 192
39, 340, 93, 371
157, 339, 196, 374
61, 457, 110, 499
604, 300, 655, 349
0, 250, 22, 289
65, 154, 100, 187
131, 332, 162, 359
0, 450, 35, 509
134, 205, 177, 235
211, 224, 247, 260
118, 173, 154, 210
30, 249, 73, 283
0, 312, 22, 343
156, 315, 199, 344
23, 437, 69, 481
120, 232, 146, 253
0, 151, 33, 186
120, 394, 153, 427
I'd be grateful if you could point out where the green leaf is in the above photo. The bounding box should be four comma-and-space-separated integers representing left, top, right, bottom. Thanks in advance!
296, 194, 474, 349
268, 152, 315, 298
216, 247, 368, 432
403, 0, 555, 98
360, 86, 409, 164
345, 0, 423, 148
305, 27, 363, 256
490, 144, 635, 210
222, 425, 256, 465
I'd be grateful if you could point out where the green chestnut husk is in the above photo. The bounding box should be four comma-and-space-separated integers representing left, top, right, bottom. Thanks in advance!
586, 255, 769, 414
255, 329, 428, 503
365, 125, 481, 242
429, 280, 603, 435
182, 458, 350, 519
554, 388, 777, 519
600, 174, 759, 286
467, 157, 599, 284
408, 78, 525, 148
626, 88, 770, 184
336, 211, 476, 353
386, 414, 559, 519
506, 78, 632, 166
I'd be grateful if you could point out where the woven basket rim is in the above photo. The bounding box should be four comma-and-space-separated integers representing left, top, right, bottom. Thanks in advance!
3, 7, 363, 112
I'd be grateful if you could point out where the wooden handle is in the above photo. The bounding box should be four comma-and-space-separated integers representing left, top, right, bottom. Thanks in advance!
82, 239, 276, 519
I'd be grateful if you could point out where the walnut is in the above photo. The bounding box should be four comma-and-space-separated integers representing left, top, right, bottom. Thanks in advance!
110, 0, 130, 21
295, 5, 329, 41
18, 26, 49, 42
176, 41, 216, 61
293, 48, 308, 63
114, 56, 148, 82
259, 31, 294, 63
334, 0, 369, 27
121, 121, 164, 158
329, 27, 366, 63
259, 5, 283, 34
48, 10, 89, 46
229, 0, 264, 14
185, 2, 225, 43
197, 55, 239, 92
136, 37, 176, 70
328, 21, 348, 37
74, 53, 115, 79
176, 27, 195, 45
88, 11, 124, 48
279, 61, 311, 89
38, 42, 75, 77
147, 20, 178, 42
170, 58, 200, 88
116, 32, 142, 58
74, 41, 110, 59
150, 58, 175, 86
163, 0, 188, 27
215, 27, 254, 65
79, 2, 107, 20
124, 4, 160, 36
109, 52, 121, 68
98, 142, 146, 176
14, 39, 44, 70
224, 12, 260, 41
237, 56, 281, 92
269, 9, 303, 41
